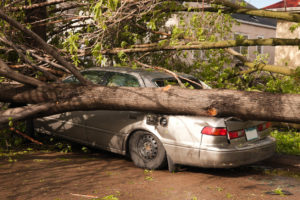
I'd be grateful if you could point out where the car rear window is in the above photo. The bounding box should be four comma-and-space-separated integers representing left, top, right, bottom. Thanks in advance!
63, 71, 107, 85
153, 78, 202, 89
107, 72, 140, 87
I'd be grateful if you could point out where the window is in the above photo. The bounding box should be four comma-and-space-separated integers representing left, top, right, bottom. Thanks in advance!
153, 78, 202, 89
257, 36, 264, 54
107, 72, 140, 87
233, 33, 249, 56
63, 71, 107, 85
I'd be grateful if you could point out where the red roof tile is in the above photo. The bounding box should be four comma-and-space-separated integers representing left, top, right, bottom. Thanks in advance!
263, 0, 300, 9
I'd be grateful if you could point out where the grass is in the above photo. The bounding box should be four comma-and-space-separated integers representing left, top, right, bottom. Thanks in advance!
271, 129, 300, 155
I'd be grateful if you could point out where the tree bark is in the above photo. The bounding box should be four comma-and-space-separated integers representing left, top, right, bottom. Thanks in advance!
0, 84, 299, 124
0, 58, 46, 87
8, 0, 70, 11
225, 48, 295, 76
0, 9, 90, 85
25, 0, 48, 42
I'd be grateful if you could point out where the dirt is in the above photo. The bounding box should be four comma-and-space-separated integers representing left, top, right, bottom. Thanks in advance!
0, 150, 299, 200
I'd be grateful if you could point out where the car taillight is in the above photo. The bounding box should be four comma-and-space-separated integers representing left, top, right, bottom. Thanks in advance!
228, 130, 245, 139
257, 122, 272, 131
201, 127, 227, 136
201, 126, 246, 140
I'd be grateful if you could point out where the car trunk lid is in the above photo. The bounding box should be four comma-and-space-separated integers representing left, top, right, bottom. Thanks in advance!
225, 117, 271, 145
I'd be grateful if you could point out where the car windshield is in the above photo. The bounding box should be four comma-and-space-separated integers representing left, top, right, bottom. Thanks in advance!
153, 78, 203, 89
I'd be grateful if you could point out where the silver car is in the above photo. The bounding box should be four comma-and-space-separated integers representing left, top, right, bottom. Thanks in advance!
35, 67, 276, 170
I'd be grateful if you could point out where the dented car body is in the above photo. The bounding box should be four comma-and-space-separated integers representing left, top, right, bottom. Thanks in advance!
35, 67, 276, 169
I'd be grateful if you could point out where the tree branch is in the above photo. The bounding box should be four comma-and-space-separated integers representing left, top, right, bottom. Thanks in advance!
225, 48, 295, 76
0, 103, 54, 124
49, 2, 89, 14
8, 0, 72, 11
28, 52, 71, 73
134, 59, 204, 89
0, 37, 58, 81
134, 59, 185, 87
0, 9, 90, 85
96, 38, 300, 55
10, 127, 43, 145
183, 0, 300, 22
0, 58, 46, 87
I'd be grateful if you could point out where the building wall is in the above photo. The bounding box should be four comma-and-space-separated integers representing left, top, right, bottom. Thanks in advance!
274, 20, 300, 69
232, 22, 276, 64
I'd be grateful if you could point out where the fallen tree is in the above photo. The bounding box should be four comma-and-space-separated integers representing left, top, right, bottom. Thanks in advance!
0, 0, 299, 127
0, 83, 300, 124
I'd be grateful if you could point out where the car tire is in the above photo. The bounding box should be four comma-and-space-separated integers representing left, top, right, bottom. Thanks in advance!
129, 131, 167, 170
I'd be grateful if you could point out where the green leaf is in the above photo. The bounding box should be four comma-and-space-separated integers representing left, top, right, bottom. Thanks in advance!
108, 0, 119, 11
121, 41, 128, 48
8, 117, 13, 127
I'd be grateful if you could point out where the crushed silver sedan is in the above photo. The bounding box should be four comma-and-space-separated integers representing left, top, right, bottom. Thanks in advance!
35, 67, 276, 170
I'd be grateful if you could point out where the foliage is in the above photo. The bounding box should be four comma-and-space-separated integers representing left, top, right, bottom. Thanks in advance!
63, 1, 298, 94
55, 142, 72, 153
0, 122, 27, 150
289, 23, 300, 33
144, 169, 153, 181
271, 129, 300, 155
264, 73, 300, 94
100, 194, 119, 200
0, 1, 299, 146
272, 188, 285, 196
63, 33, 81, 67
0, 0, 298, 94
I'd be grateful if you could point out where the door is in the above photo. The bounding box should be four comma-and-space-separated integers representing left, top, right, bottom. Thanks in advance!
37, 111, 88, 143
41, 70, 109, 143
85, 72, 142, 152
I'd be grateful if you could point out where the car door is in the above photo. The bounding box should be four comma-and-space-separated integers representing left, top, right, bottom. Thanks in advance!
84, 72, 143, 153
37, 71, 109, 143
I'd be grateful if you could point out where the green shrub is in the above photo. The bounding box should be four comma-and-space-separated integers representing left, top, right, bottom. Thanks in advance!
271, 130, 300, 155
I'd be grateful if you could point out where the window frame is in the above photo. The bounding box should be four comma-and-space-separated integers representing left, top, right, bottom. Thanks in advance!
152, 77, 203, 89
256, 35, 264, 54
233, 33, 249, 57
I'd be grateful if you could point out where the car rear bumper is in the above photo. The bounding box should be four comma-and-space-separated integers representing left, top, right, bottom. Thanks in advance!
164, 137, 276, 168
198, 136, 276, 168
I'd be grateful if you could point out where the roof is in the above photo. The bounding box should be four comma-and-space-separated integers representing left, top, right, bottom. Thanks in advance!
185, 0, 256, 9
231, 13, 277, 28
263, 0, 300, 9
229, 1, 277, 28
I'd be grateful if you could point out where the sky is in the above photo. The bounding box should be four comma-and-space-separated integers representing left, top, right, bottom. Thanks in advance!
244, 0, 282, 8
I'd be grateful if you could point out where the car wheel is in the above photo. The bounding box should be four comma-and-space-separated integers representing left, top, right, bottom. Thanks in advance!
129, 131, 167, 170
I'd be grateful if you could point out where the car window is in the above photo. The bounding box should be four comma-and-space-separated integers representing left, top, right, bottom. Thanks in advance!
107, 72, 140, 87
154, 78, 202, 89
63, 76, 79, 84
63, 71, 107, 85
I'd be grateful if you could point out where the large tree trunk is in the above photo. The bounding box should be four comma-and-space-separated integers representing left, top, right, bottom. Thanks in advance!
25, 0, 48, 43
0, 84, 299, 124
0, 1, 299, 128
